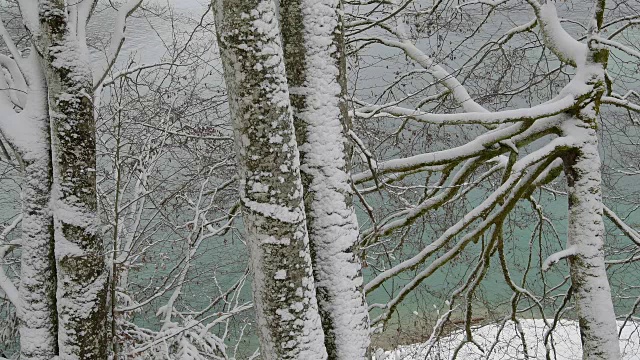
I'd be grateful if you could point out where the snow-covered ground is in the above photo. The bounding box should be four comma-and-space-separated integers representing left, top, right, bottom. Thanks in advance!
374, 319, 640, 359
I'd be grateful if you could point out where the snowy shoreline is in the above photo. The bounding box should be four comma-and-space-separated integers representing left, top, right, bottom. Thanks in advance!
375, 319, 640, 359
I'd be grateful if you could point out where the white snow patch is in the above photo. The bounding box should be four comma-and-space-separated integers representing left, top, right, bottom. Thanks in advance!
261, 236, 291, 246
242, 197, 303, 223
275, 308, 295, 322
374, 319, 640, 359
250, 182, 269, 193
274, 270, 287, 280
269, 134, 283, 144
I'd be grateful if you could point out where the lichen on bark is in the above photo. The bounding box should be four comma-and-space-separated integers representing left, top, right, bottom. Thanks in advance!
212, 0, 328, 358
36, 0, 108, 358
280, 0, 371, 357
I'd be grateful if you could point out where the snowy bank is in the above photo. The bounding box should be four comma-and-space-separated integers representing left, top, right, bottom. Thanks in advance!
375, 319, 640, 359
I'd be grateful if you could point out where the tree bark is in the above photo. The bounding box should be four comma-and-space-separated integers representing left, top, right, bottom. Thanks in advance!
11, 57, 59, 360
280, 0, 371, 358
559, 1, 621, 357
212, 0, 327, 358
37, 1, 108, 358
562, 128, 620, 360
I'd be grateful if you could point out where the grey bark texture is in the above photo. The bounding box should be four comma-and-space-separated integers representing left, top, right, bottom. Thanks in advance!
280, 0, 371, 357
561, 3, 621, 356
15, 61, 59, 360
19, 146, 58, 360
561, 97, 620, 359
37, 1, 108, 358
212, 0, 328, 358
563, 137, 620, 360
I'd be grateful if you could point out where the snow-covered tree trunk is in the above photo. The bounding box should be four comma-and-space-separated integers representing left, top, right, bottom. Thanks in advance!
1, 11, 59, 356
280, 0, 371, 358
17, 68, 59, 360
212, 0, 327, 358
561, 2, 620, 357
0, 50, 59, 358
562, 128, 620, 360
37, 1, 108, 358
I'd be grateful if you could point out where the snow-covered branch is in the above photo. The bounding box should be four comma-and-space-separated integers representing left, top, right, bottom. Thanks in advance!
356, 94, 580, 125
368, 156, 563, 322
94, 0, 144, 88
364, 36, 487, 113
601, 96, 640, 113
592, 36, 640, 61
353, 113, 563, 183
603, 205, 640, 247
0, 17, 25, 72
524, 0, 587, 66
361, 157, 502, 241
542, 246, 577, 271
365, 136, 573, 294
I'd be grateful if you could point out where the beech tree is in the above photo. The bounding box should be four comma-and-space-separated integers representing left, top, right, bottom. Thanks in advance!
213, 0, 328, 358
280, 0, 371, 358
2, 2, 256, 358
347, 0, 640, 358
0, 0, 141, 357
38, 1, 110, 356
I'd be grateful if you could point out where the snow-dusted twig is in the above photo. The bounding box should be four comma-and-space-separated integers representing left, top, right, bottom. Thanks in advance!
603, 205, 640, 247
542, 246, 577, 272
592, 36, 640, 61
94, 0, 144, 88
0, 215, 22, 313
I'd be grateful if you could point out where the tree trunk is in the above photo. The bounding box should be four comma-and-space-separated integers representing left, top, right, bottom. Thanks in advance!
15, 59, 59, 360
212, 0, 327, 358
563, 124, 620, 360
280, 0, 371, 358
560, 2, 620, 357
37, 1, 108, 358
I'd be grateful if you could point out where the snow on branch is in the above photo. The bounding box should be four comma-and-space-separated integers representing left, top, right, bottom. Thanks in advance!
542, 246, 577, 271
94, 0, 144, 88
127, 302, 252, 356
603, 14, 640, 30
368, 37, 487, 113
346, 0, 432, 37
0, 54, 28, 108
15, 0, 39, 33
604, 17, 640, 40
601, 96, 640, 113
0, 256, 21, 313
0, 73, 15, 115
603, 205, 640, 247
0, 215, 23, 313
355, 94, 579, 125
525, 0, 587, 67
496, 17, 538, 44
353, 114, 563, 183
457, 0, 511, 7
361, 157, 501, 241
368, 157, 562, 322
0, 17, 25, 71
365, 137, 573, 294
592, 36, 640, 61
